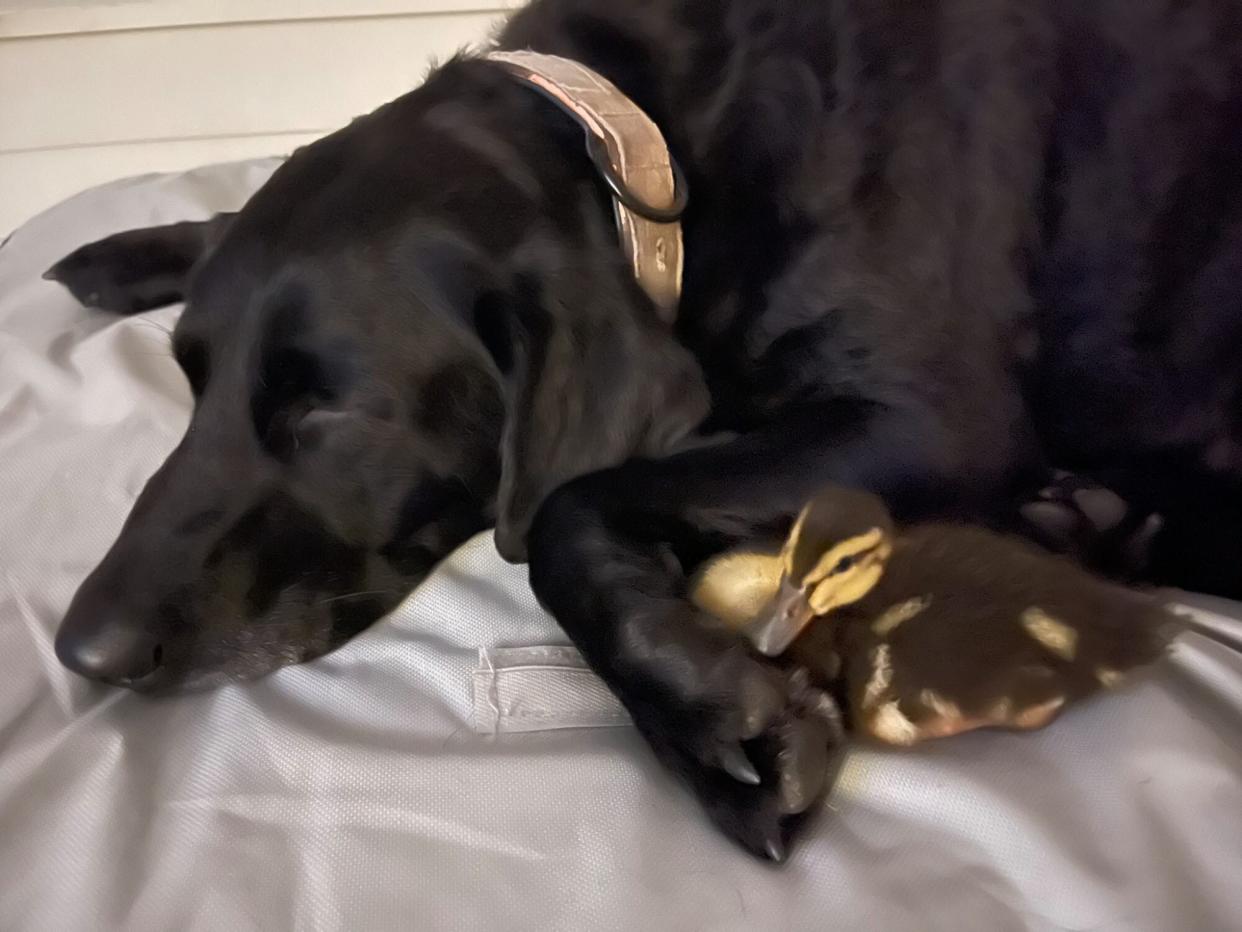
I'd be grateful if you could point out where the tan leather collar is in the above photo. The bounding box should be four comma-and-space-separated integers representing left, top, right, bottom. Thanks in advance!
485, 50, 685, 323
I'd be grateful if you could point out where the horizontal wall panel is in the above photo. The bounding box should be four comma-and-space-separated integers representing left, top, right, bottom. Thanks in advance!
0, 0, 516, 39
0, 12, 504, 152
1, 133, 318, 231
0, 1, 507, 232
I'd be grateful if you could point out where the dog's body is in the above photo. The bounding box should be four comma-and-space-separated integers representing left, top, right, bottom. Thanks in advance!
47, 0, 1242, 856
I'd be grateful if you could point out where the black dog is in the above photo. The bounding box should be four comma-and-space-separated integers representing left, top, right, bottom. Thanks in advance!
47, 0, 1242, 858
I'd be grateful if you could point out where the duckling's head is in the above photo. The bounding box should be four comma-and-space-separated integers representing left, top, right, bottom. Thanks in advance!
744, 486, 894, 656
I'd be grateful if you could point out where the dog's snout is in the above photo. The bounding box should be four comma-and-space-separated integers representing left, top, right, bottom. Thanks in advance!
55, 603, 165, 687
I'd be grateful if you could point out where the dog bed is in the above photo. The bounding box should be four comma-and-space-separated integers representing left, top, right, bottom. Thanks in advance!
1, 160, 1239, 931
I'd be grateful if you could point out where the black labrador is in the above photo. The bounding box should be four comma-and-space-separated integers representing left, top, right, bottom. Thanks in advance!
46, 0, 1242, 858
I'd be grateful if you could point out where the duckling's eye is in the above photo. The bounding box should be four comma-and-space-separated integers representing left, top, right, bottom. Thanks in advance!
833, 555, 856, 574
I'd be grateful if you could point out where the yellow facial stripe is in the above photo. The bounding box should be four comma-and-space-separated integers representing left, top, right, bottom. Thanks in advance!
803, 527, 887, 586
807, 559, 885, 614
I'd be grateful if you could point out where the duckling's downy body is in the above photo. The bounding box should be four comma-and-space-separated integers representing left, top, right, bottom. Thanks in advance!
690, 486, 1183, 747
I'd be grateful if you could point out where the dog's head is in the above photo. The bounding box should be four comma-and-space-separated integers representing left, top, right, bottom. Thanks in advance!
45, 63, 708, 691
47, 211, 507, 690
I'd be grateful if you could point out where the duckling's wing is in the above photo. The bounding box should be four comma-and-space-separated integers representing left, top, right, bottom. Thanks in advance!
881, 524, 1182, 669
845, 525, 1186, 738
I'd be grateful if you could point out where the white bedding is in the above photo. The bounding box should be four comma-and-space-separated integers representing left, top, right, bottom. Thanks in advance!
1, 160, 1240, 931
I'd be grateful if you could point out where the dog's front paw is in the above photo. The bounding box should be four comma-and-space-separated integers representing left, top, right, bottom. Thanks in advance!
1019, 471, 1162, 580
625, 616, 845, 861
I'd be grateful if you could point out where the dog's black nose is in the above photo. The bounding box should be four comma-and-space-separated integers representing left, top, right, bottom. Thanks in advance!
55, 612, 164, 686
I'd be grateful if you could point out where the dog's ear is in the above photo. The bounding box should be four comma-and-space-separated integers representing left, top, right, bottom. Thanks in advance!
44, 213, 236, 313
479, 273, 710, 563
407, 231, 709, 563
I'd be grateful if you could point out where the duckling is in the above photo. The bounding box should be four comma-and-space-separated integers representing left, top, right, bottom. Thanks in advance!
689, 485, 1184, 747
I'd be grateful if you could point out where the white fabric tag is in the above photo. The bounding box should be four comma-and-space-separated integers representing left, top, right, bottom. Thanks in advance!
471, 645, 632, 734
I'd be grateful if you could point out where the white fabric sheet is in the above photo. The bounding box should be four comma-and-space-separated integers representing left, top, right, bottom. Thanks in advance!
1, 160, 1240, 931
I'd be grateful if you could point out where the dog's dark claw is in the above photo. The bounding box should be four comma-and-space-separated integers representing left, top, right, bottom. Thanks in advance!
764, 835, 787, 863
786, 665, 811, 693
1123, 513, 1164, 571
719, 743, 761, 785
631, 615, 843, 859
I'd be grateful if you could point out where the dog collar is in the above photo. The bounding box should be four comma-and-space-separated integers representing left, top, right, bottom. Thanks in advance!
485, 50, 686, 323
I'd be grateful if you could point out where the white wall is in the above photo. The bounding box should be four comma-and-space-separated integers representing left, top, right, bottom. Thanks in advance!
0, 0, 515, 233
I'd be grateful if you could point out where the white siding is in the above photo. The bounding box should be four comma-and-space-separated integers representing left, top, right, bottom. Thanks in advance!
0, 0, 515, 233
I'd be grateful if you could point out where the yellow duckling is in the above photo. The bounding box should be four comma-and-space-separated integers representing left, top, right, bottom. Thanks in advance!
690, 485, 1183, 746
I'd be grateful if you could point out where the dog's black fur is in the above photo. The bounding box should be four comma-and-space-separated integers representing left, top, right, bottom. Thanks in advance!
47, 0, 1242, 857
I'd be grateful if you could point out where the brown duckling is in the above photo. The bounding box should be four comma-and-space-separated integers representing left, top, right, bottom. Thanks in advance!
689, 485, 1184, 747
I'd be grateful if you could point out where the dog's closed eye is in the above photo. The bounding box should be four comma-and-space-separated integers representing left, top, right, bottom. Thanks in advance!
251, 347, 341, 456
292, 408, 357, 451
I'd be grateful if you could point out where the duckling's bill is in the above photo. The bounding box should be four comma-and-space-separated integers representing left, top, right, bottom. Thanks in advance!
745, 528, 890, 656
742, 576, 820, 657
